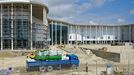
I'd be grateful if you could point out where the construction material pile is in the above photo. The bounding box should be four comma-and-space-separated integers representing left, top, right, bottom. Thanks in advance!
27, 50, 69, 61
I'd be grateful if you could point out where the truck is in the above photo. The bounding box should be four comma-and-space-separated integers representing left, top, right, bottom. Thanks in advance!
26, 54, 79, 72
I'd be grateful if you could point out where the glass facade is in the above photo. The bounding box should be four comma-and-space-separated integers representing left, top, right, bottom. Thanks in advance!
0, 3, 48, 50
48, 21, 134, 45
49, 24, 68, 45
0, 4, 30, 49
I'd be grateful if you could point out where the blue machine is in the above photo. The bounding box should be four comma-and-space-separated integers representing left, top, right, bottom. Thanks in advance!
26, 54, 79, 71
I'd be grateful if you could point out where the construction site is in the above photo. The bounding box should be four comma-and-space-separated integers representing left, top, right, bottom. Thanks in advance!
0, 43, 134, 75
0, 0, 134, 75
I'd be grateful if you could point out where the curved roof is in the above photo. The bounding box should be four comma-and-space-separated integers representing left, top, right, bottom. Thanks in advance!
0, 0, 49, 13
48, 18, 132, 26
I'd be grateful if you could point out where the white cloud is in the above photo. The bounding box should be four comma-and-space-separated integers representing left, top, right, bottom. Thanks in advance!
130, 10, 134, 14
89, 21, 98, 25
89, 0, 106, 7
49, 4, 75, 17
43, 0, 124, 24
44, 0, 79, 19
117, 18, 124, 23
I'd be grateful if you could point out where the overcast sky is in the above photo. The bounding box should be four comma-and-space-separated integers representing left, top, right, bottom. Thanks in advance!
43, 0, 134, 24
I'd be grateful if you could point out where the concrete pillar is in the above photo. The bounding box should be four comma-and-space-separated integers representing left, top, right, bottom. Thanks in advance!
21, 5, 24, 48
98, 26, 100, 44
60, 23, 62, 45
119, 26, 121, 42
101, 26, 103, 44
104, 26, 106, 44
129, 25, 131, 42
51, 21, 53, 46
0, 4, 3, 50
95, 25, 97, 44
80, 26, 82, 44
71, 25, 72, 45
113, 26, 115, 43
82, 26, 84, 45
55, 22, 57, 45
75, 25, 77, 45
86, 25, 87, 45
67, 25, 69, 45
117, 26, 119, 43
102, 26, 104, 44
106, 26, 108, 44
90, 25, 91, 44
11, 4, 14, 50
112, 26, 114, 43
99, 25, 101, 44
43, 7, 48, 48
48, 25, 50, 47
30, 3, 33, 50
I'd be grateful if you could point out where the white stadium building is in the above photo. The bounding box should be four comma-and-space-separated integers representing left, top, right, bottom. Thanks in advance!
0, 0, 133, 50
48, 19, 134, 45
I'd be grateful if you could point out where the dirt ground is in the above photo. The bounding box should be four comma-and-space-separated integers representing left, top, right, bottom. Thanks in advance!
0, 45, 134, 75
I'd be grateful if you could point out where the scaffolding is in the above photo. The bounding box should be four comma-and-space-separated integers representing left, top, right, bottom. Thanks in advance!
0, 3, 48, 50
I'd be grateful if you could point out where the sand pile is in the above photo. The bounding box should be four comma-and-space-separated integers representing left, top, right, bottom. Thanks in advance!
0, 51, 30, 58
85, 50, 95, 57
0, 51, 16, 58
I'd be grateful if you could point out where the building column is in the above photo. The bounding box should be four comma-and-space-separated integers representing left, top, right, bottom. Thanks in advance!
129, 25, 131, 42
101, 26, 103, 44
47, 25, 50, 47
67, 25, 69, 45
0, 5, 2, 49
119, 26, 121, 42
43, 8, 48, 48
112, 26, 114, 43
86, 25, 87, 45
21, 5, 24, 49
55, 22, 57, 45
75, 25, 77, 45
106, 26, 108, 44
100, 26, 101, 44
71, 25, 72, 45
101, 26, 102, 44
114, 26, 116, 43
60, 23, 62, 45
99, 25, 101, 44
78, 26, 81, 44
90, 25, 91, 44
82, 26, 84, 45
11, 4, 14, 50
95, 25, 97, 44
104, 26, 106, 44
80, 26, 82, 44
118, 26, 119, 43
30, 3, 33, 50
49, 25, 51, 46
51, 21, 53, 46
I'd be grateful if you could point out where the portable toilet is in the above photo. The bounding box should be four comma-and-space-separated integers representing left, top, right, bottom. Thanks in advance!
106, 64, 114, 75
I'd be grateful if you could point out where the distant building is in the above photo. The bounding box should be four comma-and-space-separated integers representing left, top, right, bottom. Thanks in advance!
48, 19, 134, 45
0, 0, 133, 50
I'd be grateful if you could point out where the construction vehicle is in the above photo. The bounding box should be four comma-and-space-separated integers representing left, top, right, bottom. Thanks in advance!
26, 50, 79, 71
111, 42, 125, 46
99, 47, 108, 52
57, 44, 65, 48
